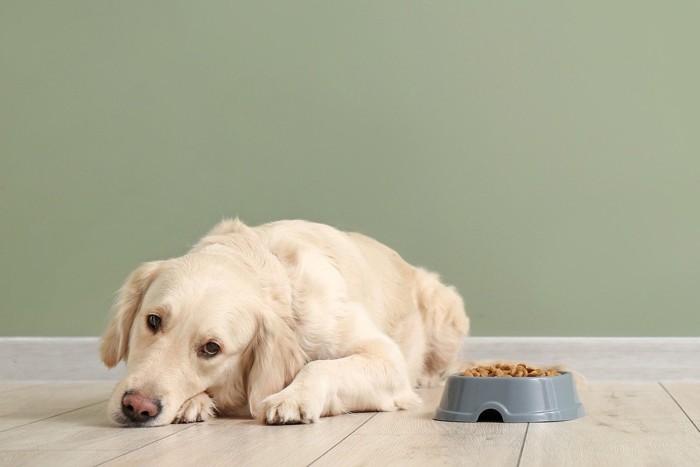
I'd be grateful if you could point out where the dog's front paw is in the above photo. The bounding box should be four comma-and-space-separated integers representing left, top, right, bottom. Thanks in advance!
173, 392, 216, 424
260, 386, 324, 425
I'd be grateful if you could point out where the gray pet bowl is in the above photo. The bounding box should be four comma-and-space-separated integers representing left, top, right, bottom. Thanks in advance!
434, 371, 584, 423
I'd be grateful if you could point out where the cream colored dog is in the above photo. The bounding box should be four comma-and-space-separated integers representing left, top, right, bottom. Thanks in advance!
101, 219, 469, 426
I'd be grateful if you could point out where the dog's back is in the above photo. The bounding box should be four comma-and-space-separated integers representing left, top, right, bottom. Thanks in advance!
347, 229, 469, 386
257, 220, 469, 386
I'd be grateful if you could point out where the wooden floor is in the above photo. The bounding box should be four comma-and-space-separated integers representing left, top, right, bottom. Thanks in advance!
1, 379, 699, 466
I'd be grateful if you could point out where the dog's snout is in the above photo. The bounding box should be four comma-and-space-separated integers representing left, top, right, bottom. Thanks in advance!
121, 392, 161, 424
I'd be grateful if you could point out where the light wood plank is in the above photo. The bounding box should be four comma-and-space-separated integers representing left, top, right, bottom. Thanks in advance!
313, 433, 524, 467
0, 402, 191, 451
354, 386, 446, 434
573, 381, 686, 423
0, 373, 698, 467
0, 381, 113, 432
662, 381, 700, 428
356, 386, 526, 438
102, 412, 375, 466
0, 381, 46, 394
0, 450, 126, 467
316, 385, 526, 466
519, 382, 700, 466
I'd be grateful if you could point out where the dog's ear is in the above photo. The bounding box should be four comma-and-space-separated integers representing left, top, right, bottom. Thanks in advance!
100, 261, 163, 368
245, 311, 307, 419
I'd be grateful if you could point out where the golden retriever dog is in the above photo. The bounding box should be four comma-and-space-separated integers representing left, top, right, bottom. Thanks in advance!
101, 219, 469, 426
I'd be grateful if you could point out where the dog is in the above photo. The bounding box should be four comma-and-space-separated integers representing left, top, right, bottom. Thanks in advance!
101, 219, 469, 426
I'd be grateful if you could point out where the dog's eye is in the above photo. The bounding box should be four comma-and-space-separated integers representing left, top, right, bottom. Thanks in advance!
147, 314, 161, 333
202, 342, 220, 357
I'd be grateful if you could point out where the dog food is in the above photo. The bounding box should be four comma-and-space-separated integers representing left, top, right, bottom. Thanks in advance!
459, 363, 560, 377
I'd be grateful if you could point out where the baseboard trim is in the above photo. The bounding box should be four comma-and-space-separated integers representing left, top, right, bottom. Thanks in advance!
460, 337, 700, 380
0, 337, 125, 381
1, 337, 698, 381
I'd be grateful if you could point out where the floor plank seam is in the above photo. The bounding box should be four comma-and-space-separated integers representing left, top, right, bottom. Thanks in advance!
0, 399, 108, 434
659, 382, 700, 434
516, 423, 530, 467
92, 423, 197, 467
306, 413, 379, 466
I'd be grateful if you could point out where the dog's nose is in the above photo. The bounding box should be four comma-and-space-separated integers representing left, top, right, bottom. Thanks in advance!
122, 392, 161, 423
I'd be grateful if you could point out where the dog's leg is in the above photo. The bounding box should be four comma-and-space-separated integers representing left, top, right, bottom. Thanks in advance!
173, 392, 217, 423
259, 336, 421, 424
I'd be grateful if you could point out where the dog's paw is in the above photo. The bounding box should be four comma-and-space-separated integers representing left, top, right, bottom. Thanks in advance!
173, 392, 216, 424
393, 390, 422, 410
416, 374, 445, 388
416, 369, 449, 388
260, 387, 324, 425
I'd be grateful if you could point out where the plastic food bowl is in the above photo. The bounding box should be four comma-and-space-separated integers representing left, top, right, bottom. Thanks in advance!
434, 371, 584, 423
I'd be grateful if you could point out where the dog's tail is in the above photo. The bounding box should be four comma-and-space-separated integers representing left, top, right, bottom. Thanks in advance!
414, 267, 470, 379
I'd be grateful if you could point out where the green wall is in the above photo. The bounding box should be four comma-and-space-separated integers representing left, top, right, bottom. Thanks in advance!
2, 1, 698, 336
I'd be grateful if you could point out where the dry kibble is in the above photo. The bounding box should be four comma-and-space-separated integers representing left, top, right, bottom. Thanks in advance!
459, 363, 560, 378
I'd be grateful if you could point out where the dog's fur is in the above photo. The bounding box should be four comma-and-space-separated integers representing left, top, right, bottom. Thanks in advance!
101, 219, 469, 426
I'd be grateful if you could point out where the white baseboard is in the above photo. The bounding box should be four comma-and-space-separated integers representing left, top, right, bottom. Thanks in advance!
0, 337, 125, 381
1, 337, 698, 381
460, 337, 700, 380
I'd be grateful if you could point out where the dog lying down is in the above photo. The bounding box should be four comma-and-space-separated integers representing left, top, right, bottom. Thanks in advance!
101, 219, 469, 426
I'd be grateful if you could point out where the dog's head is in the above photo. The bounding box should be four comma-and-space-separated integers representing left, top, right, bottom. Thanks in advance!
101, 230, 305, 426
